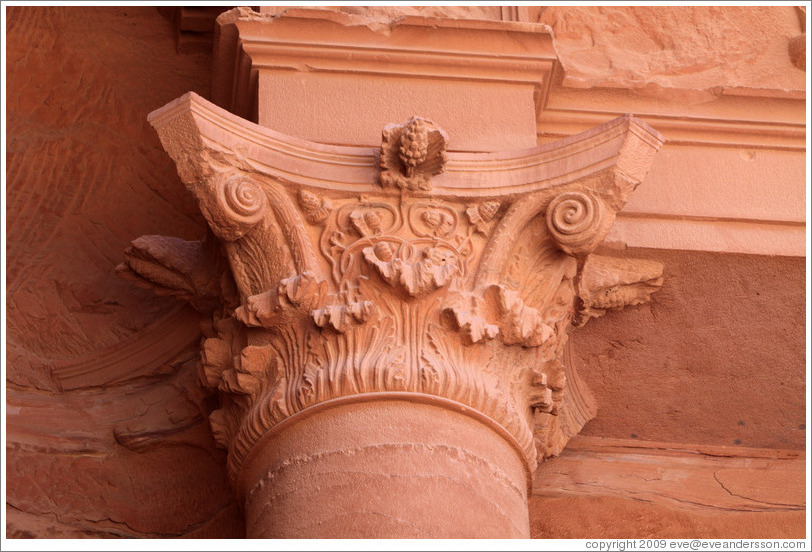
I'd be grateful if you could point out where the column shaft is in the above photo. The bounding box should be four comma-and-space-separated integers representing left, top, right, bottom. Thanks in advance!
239, 398, 530, 538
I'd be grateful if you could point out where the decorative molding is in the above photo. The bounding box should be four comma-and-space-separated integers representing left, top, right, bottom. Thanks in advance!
123, 92, 664, 484
606, 215, 806, 258
146, 93, 663, 198
213, 8, 557, 124
537, 94, 805, 257
538, 107, 806, 152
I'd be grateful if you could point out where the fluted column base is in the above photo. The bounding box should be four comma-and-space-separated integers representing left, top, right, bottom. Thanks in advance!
237, 395, 531, 538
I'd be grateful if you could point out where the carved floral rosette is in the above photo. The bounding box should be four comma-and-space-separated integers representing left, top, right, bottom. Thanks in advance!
127, 94, 665, 484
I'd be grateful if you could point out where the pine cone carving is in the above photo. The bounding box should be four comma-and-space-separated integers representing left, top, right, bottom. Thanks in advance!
380, 115, 448, 191
398, 117, 429, 177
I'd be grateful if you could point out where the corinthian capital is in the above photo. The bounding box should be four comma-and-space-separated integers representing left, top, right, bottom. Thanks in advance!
122, 93, 664, 488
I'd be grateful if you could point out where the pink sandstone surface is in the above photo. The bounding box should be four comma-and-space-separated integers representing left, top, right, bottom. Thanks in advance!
5, 6, 241, 538
571, 248, 806, 450
4, 5, 806, 540
539, 6, 806, 101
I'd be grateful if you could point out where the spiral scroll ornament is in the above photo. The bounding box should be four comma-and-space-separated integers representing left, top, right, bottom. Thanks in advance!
206, 174, 269, 241
221, 175, 267, 223
545, 191, 609, 255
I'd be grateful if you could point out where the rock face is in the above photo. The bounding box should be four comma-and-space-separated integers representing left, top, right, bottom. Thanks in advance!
538, 6, 806, 100
571, 249, 806, 451
5, 5, 806, 540
6, 6, 207, 386
5, 6, 243, 538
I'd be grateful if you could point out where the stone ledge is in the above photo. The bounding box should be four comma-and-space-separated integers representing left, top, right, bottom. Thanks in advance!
606, 215, 805, 257
533, 435, 806, 513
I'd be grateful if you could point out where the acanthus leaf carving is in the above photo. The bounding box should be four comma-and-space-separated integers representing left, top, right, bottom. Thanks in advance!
201, 337, 232, 388
208, 409, 233, 450
312, 300, 377, 333
574, 253, 665, 326
441, 304, 500, 346
484, 284, 556, 348
362, 241, 460, 297
234, 271, 328, 328
529, 359, 567, 415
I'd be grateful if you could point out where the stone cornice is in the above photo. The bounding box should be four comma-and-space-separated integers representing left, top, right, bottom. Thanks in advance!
535, 87, 806, 257
213, 8, 557, 123
539, 107, 806, 152
238, 17, 555, 83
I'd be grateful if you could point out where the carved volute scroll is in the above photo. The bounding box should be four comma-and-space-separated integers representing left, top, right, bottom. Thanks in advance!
120, 93, 665, 488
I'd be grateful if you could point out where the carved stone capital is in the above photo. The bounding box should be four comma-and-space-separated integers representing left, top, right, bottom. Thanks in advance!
122, 93, 664, 487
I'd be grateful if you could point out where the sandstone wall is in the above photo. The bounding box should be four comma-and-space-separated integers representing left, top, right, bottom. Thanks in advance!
5, 6, 241, 538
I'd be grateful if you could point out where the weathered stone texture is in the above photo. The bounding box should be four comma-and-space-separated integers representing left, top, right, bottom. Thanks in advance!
571, 248, 806, 450
6, 6, 207, 384
5, 6, 243, 538
539, 6, 806, 99
530, 495, 805, 539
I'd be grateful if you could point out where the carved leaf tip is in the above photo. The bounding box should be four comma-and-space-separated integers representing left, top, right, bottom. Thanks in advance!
576, 254, 665, 324
485, 285, 555, 348
234, 272, 328, 327
312, 300, 377, 333
298, 189, 332, 224
363, 243, 460, 297
442, 306, 499, 345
